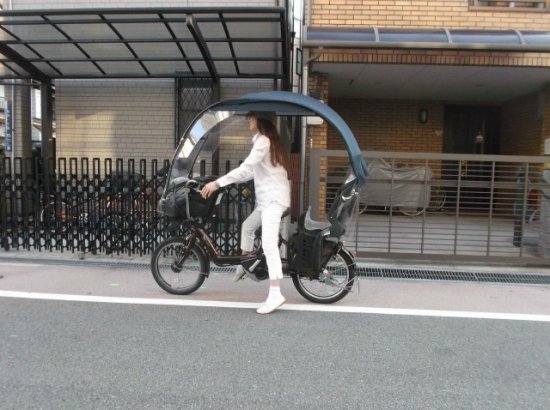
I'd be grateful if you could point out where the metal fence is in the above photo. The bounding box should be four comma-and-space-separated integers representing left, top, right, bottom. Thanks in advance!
0, 157, 253, 257
310, 150, 550, 265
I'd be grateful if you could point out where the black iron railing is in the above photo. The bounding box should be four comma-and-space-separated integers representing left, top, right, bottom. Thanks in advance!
0, 157, 253, 256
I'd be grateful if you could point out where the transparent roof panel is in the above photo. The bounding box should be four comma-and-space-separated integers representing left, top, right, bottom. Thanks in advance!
0, 30, 17, 42
0, 7, 287, 79
32, 43, 86, 59
166, 22, 193, 39
144, 61, 193, 76
0, 62, 28, 77
198, 22, 228, 38
205, 42, 233, 58
34, 62, 62, 77
8, 44, 41, 59
54, 61, 102, 76
7, 23, 66, 41
80, 43, 134, 59
378, 28, 448, 43
190, 60, 208, 74
232, 42, 281, 58
213, 61, 238, 76
239, 61, 281, 75
307, 27, 376, 42
131, 42, 185, 58
450, 30, 520, 44
111, 22, 171, 40
226, 22, 280, 39
98, 61, 148, 75
522, 31, 550, 45
57, 23, 120, 40
178, 42, 203, 58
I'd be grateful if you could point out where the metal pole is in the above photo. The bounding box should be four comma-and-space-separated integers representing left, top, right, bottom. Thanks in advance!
41, 80, 54, 196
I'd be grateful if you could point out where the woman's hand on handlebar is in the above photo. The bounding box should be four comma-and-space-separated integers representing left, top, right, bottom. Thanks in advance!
200, 181, 220, 199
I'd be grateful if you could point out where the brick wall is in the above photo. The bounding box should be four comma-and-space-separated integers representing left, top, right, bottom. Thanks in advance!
314, 48, 550, 69
542, 84, 550, 153
307, 73, 329, 219
329, 99, 444, 153
500, 91, 542, 155
310, 0, 550, 30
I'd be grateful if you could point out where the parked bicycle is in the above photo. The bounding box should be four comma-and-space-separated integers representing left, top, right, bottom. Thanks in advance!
150, 91, 369, 304
357, 158, 446, 216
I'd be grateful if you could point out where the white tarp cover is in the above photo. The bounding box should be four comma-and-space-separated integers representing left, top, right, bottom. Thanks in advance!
362, 158, 432, 208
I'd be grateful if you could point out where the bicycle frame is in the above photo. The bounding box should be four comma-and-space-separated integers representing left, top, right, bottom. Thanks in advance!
179, 217, 289, 270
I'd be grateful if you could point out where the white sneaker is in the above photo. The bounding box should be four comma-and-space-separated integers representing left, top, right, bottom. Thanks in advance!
256, 294, 286, 314
232, 265, 247, 282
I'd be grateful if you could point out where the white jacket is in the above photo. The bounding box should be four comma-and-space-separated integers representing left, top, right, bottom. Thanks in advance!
216, 133, 290, 209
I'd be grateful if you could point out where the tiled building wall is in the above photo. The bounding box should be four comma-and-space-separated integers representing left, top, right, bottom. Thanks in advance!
55, 78, 273, 164
11, 0, 280, 9
309, 0, 550, 30
329, 99, 444, 153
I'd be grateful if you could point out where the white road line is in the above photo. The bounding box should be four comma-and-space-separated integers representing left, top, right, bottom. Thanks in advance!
0, 262, 44, 267
0, 290, 549, 322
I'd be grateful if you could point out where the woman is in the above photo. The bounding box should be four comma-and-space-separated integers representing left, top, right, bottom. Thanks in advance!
200, 112, 290, 314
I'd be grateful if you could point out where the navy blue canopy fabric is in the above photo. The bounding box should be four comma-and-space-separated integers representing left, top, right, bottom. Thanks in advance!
211, 91, 369, 185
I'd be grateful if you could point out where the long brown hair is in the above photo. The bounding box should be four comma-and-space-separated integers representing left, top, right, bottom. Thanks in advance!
255, 116, 289, 172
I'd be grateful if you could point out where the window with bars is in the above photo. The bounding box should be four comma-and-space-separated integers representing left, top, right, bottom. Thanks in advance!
175, 77, 219, 146
470, 0, 549, 10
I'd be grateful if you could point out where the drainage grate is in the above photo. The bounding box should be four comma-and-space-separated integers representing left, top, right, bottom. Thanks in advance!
358, 266, 550, 285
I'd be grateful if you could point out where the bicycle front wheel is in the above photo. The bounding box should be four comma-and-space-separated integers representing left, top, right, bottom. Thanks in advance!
151, 237, 207, 295
291, 248, 356, 304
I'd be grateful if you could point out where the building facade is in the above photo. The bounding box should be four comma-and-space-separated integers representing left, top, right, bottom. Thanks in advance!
1, 0, 295, 166
302, 0, 550, 157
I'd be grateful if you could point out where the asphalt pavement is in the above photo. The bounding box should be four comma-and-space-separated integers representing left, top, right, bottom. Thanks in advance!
1, 253, 550, 409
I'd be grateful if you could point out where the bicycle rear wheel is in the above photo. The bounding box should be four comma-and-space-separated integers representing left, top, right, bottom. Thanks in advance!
151, 237, 206, 295
291, 248, 356, 304
399, 206, 425, 217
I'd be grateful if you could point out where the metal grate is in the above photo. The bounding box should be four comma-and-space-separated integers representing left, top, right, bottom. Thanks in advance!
1, 255, 549, 285
358, 266, 550, 285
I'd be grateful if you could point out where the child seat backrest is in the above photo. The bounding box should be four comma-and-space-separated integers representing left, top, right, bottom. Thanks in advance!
326, 177, 359, 237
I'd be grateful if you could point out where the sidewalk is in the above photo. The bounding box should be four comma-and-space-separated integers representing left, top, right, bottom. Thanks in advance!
1, 249, 550, 316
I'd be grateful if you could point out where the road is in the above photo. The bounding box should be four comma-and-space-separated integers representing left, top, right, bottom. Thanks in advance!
0, 259, 549, 409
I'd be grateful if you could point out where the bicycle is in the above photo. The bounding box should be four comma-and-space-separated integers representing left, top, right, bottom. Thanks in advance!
359, 184, 446, 217
151, 176, 358, 304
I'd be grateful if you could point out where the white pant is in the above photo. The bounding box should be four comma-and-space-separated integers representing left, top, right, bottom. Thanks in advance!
241, 202, 287, 281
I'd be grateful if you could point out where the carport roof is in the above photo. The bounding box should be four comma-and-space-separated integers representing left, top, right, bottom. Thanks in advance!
0, 7, 289, 82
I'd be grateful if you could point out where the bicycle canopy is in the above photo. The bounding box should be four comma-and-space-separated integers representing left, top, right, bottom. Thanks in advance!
167, 91, 368, 189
